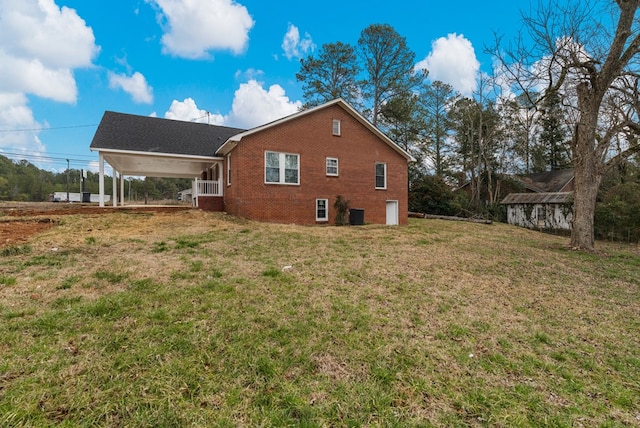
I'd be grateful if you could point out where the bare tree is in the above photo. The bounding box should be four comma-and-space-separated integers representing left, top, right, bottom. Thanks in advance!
449, 93, 503, 209
494, 0, 640, 250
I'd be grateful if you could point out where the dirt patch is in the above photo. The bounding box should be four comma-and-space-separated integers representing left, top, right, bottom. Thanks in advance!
0, 219, 57, 248
0, 202, 192, 217
0, 202, 193, 247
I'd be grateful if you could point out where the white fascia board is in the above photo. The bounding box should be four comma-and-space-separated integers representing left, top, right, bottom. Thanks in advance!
215, 140, 238, 156
90, 147, 223, 161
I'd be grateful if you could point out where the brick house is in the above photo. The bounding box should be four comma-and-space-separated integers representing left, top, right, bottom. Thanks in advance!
90, 99, 414, 225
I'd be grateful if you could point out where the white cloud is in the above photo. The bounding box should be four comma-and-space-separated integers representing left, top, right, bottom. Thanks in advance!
0, 0, 98, 153
0, 93, 34, 126
162, 80, 301, 129
108, 71, 154, 104
0, 93, 46, 153
0, 51, 79, 103
0, 0, 98, 69
164, 98, 225, 125
0, 0, 98, 101
227, 80, 302, 128
415, 33, 480, 96
235, 68, 264, 81
147, 0, 254, 59
281, 23, 315, 60
87, 160, 113, 176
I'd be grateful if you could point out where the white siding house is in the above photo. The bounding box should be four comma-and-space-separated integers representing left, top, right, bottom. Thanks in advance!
502, 192, 573, 231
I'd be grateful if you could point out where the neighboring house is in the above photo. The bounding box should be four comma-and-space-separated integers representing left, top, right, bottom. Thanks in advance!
501, 169, 574, 231
516, 169, 574, 194
177, 188, 193, 203
90, 99, 414, 225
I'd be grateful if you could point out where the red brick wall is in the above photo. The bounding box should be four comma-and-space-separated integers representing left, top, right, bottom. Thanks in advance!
223, 104, 409, 225
198, 196, 224, 212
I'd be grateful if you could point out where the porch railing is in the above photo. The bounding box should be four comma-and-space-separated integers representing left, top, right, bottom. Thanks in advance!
193, 179, 222, 207
194, 179, 221, 197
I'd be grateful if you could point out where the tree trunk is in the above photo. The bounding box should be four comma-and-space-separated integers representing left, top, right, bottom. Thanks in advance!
571, 157, 600, 250
570, 107, 601, 250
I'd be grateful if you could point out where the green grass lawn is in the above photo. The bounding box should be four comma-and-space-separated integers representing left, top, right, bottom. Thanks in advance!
1, 210, 639, 427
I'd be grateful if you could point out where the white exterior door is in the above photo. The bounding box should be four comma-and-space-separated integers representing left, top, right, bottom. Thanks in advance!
386, 200, 398, 225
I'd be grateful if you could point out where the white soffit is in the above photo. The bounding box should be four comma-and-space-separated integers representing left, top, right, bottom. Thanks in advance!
100, 151, 220, 178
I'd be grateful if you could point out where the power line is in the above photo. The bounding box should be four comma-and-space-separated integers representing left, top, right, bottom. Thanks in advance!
0, 144, 100, 173
0, 124, 98, 133
0, 147, 96, 160
0, 149, 92, 164
0, 152, 94, 168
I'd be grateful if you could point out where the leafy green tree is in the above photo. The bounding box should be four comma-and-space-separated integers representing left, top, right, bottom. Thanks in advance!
420, 80, 458, 177
357, 24, 424, 125
537, 90, 570, 171
595, 181, 640, 242
409, 174, 461, 216
0, 175, 8, 199
379, 93, 427, 185
379, 93, 423, 152
296, 42, 361, 109
595, 156, 639, 241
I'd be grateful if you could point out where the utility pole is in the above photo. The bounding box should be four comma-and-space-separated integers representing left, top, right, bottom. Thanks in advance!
66, 159, 70, 202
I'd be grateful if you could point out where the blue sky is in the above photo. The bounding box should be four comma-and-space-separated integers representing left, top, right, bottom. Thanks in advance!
0, 0, 534, 173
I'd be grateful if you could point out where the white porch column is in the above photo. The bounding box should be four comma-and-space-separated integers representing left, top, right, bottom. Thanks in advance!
218, 161, 223, 196
112, 172, 117, 207
194, 178, 199, 208
120, 174, 125, 206
98, 153, 105, 207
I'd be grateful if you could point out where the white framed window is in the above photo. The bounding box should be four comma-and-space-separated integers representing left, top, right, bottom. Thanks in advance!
316, 199, 328, 221
375, 162, 387, 189
265, 151, 299, 185
332, 119, 341, 136
226, 153, 231, 186
326, 157, 338, 176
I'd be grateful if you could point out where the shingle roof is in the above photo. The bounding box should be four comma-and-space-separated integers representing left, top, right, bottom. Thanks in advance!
519, 169, 574, 192
501, 192, 573, 205
90, 111, 246, 157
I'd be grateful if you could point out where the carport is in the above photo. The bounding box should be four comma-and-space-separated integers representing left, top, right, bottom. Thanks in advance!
89, 111, 245, 207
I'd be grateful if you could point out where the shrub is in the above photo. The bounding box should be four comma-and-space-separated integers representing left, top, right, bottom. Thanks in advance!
334, 195, 350, 226
595, 181, 640, 242
409, 174, 460, 216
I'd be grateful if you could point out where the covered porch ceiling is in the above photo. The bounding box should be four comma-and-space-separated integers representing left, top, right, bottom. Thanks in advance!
99, 150, 222, 178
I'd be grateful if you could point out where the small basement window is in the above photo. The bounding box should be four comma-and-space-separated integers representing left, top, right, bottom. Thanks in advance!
316, 199, 328, 221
